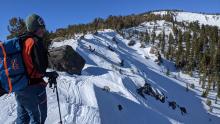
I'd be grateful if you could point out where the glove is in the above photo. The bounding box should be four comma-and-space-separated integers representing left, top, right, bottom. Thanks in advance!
45, 71, 59, 88
45, 71, 59, 79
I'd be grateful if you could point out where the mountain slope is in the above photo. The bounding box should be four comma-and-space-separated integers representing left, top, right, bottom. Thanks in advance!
1, 10, 220, 124
49, 30, 220, 124
1, 28, 220, 124
151, 11, 220, 28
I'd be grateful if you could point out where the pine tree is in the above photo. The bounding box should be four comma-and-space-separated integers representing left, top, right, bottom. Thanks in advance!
210, 27, 218, 90
151, 26, 156, 45
167, 33, 174, 60
139, 32, 146, 48
198, 26, 207, 76
159, 30, 165, 54
194, 34, 200, 69
200, 50, 210, 89
176, 29, 183, 68
189, 32, 198, 71
7, 17, 27, 39
207, 74, 213, 90
188, 49, 194, 76
139, 32, 145, 42
184, 31, 191, 62
145, 29, 150, 44
172, 25, 178, 46
216, 36, 220, 98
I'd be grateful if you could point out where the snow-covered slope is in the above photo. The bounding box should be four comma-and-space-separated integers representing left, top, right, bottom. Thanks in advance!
152, 11, 220, 27
0, 28, 220, 124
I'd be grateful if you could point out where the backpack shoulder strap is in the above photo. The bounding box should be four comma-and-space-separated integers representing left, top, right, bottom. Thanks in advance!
17, 32, 40, 49
18, 32, 33, 41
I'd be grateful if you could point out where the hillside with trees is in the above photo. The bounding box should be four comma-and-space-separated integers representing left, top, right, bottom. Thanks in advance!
6, 10, 220, 100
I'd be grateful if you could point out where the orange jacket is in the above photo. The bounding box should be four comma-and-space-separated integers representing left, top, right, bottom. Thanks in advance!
22, 38, 45, 79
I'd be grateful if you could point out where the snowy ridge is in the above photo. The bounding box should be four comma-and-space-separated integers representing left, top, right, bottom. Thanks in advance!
1, 28, 220, 124
152, 11, 220, 27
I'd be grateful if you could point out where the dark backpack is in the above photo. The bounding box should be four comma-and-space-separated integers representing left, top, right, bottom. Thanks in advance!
0, 83, 7, 96
0, 34, 32, 93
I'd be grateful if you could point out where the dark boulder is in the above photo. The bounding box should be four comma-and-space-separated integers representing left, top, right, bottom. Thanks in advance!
168, 101, 177, 110
137, 87, 146, 99
179, 106, 187, 115
128, 40, 136, 46
118, 104, 123, 111
48, 45, 85, 75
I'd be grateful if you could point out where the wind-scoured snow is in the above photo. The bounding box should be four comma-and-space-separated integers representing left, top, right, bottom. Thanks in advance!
1, 11, 220, 124
152, 11, 220, 27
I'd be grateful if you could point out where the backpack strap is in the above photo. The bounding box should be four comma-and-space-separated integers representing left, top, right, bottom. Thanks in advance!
0, 43, 13, 93
16, 33, 35, 81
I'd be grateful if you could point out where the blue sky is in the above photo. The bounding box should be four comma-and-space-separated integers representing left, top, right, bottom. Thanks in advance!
0, 0, 220, 40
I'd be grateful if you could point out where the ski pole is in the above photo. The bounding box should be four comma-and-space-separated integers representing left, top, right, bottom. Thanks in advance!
46, 71, 62, 124
54, 82, 62, 124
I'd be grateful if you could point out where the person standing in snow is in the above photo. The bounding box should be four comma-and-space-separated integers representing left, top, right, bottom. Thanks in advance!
15, 14, 49, 124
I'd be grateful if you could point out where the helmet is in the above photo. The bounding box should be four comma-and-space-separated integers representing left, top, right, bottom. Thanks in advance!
26, 14, 45, 32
